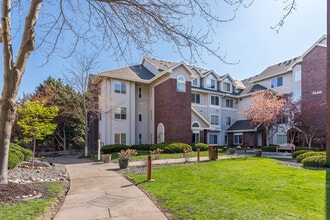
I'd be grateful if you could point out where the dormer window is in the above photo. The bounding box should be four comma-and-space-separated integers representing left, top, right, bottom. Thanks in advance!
192, 78, 198, 86
223, 82, 231, 92
206, 78, 216, 89
177, 75, 186, 92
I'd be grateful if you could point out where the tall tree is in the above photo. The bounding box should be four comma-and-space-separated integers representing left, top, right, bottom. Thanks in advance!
241, 90, 287, 146
35, 77, 85, 151
17, 100, 59, 165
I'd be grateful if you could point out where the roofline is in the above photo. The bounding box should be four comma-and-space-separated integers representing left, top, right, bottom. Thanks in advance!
191, 107, 212, 128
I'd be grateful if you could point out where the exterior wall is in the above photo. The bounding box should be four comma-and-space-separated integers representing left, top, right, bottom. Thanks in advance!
99, 78, 136, 146
301, 45, 326, 138
154, 78, 192, 144
135, 84, 150, 144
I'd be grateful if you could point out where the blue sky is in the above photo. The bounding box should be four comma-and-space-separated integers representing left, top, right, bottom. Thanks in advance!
0, 0, 326, 97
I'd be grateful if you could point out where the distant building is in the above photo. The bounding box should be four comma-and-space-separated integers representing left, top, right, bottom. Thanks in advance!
88, 35, 326, 149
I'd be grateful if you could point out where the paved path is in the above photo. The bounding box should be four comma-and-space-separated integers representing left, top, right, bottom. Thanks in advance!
51, 156, 168, 220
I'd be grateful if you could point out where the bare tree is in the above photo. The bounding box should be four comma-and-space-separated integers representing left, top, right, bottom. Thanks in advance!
63, 52, 99, 157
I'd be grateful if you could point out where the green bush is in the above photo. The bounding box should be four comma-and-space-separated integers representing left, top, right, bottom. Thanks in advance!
8, 145, 25, 169
192, 143, 208, 151
292, 150, 313, 158
130, 144, 153, 151
10, 143, 33, 161
261, 146, 277, 152
296, 151, 326, 163
302, 155, 330, 168
101, 144, 129, 154
295, 146, 323, 152
151, 142, 192, 153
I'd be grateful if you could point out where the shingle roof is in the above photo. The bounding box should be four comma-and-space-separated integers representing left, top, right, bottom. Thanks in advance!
144, 57, 177, 71
248, 84, 267, 93
226, 120, 260, 132
130, 65, 155, 80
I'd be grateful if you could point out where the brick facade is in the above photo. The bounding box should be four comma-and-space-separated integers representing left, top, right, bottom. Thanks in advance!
301, 46, 327, 138
154, 79, 192, 144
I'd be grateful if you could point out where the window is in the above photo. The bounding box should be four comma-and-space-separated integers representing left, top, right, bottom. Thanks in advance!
192, 122, 200, 127
210, 115, 219, 125
115, 107, 126, 120
177, 75, 186, 92
138, 114, 142, 122
225, 117, 231, 126
277, 134, 287, 145
211, 96, 219, 106
226, 99, 234, 108
209, 134, 218, 144
115, 133, 126, 144
191, 93, 200, 104
234, 133, 243, 144
192, 133, 200, 144
206, 78, 216, 89
192, 78, 198, 86
114, 81, 126, 94
224, 134, 228, 145
139, 134, 142, 144
271, 77, 283, 88
138, 87, 142, 98
223, 82, 231, 92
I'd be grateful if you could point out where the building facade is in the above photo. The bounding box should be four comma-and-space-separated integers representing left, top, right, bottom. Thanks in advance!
89, 35, 327, 149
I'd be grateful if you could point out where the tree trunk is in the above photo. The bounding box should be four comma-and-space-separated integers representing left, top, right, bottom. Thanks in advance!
265, 127, 270, 147
32, 136, 36, 166
0, 0, 42, 184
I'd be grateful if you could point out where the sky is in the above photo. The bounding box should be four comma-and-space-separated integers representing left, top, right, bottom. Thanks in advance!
0, 0, 326, 97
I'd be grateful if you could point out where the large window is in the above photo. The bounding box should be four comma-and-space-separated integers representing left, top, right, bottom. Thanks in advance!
177, 75, 186, 92
210, 115, 219, 125
138, 87, 142, 98
223, 82, 231, 92
206, 78, 216, 89
226, 99, 234, 108
191, 93, 200, 104
211, 96, 219, 106
271, 77, 283, 88
209, 134, 218, 144
114, 81, 126, 94
234, 133, 243, 144
115, 107, 127, 120
115, 133, 126, 144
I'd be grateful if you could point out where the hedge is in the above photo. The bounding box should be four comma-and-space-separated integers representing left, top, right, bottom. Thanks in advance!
151, 142, 192, 153
130, 144, 153, 151
292, 150, 313, 159
192, 143, 208, 151
296, 151, 326, 163
261, 146, 277, 152
302, 155, 330, 168
295, 146, 324, 152
8, 143, 33, 169
101, 144, 129, 154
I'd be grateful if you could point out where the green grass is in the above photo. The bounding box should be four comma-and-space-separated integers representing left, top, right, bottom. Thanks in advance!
0, 182, 64, 220
127, 157, 325, 220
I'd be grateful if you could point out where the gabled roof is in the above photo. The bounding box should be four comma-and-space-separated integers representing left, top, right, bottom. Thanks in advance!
143, 57, 177, 71
246, 56, 300, 84
248, 84, 267, 93
226, 120, 260, 133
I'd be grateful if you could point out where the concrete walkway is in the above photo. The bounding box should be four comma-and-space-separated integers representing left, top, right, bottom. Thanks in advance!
51, 156, 168, 220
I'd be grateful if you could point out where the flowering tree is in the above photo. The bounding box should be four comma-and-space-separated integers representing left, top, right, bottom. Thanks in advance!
241, 90, 287, 146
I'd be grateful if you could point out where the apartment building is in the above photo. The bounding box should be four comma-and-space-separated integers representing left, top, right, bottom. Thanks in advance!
89, 35, 326, 148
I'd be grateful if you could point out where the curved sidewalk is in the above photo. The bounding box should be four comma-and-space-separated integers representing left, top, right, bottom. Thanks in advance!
52, 156, 167, 220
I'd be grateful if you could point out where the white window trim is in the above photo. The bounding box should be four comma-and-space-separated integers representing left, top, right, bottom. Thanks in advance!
210, 95, 219, 106
233, 133, 243, 145
222, 82, 232, 92
205, 78, 216, 90
177, 75, 186, 92
210, 114, 220, 126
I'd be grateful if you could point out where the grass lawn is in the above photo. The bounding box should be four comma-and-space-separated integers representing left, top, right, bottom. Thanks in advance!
0, 182, 64, 220
127, 157, 326, 220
